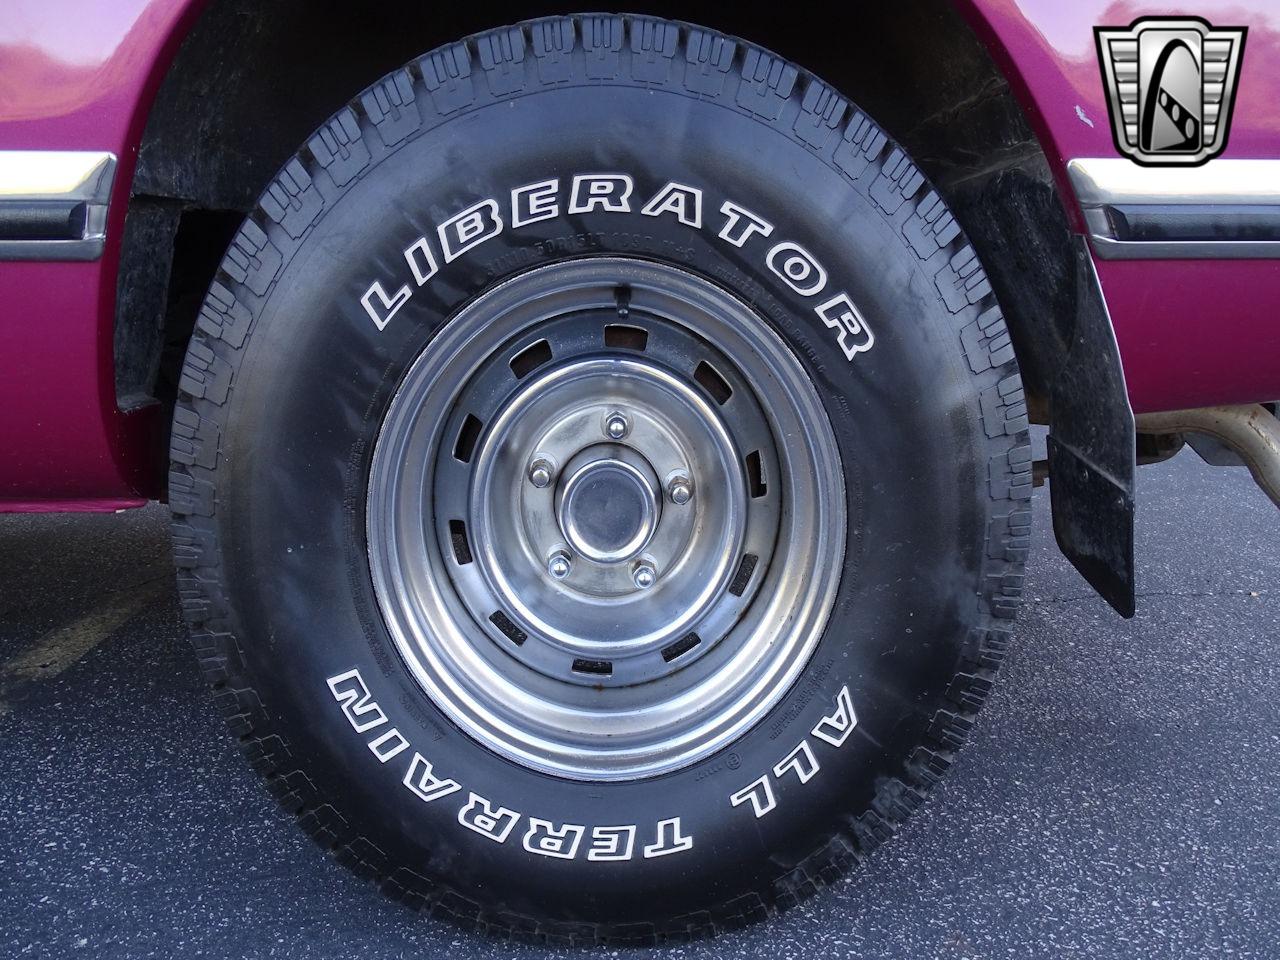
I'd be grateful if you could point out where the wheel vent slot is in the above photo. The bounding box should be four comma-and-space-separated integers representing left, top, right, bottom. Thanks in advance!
694, 360, 733, 405
728, 554, 758, 597
489, 610, 527, 646
509, 339, 554, 379
453, 413, 483, 463
660, 632, 701, 663
571, 658, 613, 676
604, 324, 649, 351
745, 450, 767, 498
449, 519, 474, 565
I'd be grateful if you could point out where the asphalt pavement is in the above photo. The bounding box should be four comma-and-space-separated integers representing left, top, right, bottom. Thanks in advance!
2, 445, 1278, 959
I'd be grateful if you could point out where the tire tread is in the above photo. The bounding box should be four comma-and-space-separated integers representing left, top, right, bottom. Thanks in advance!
169, 13, 1032, 945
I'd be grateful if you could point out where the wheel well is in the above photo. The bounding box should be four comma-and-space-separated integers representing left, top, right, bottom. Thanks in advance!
116, 0, 1067, 425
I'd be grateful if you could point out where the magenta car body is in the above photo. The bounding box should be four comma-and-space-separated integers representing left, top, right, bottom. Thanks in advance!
1, 0, 1278, 512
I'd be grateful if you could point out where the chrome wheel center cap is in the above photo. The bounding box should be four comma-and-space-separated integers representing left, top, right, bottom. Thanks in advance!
555, 444, 661, 565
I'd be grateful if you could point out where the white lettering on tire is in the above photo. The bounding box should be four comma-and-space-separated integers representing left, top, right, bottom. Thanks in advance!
729, 685, 858, 819
729, 775, 776, 819
773, 740, 819, 784
325, 668, 695, 862
327, 668, 390, 733
404, 236, 439, 286
766, 241, 828, 297
643, 817, 694, 858
523, 818, 586, 859
459, 792, 521, 844
568, 174, 633, 214
717, 200, 774, 247
402, 752, 462, 804
586, 825, 636, 862
815, 293, 874, 361
811, 684, 859, 747
641, 181, 703, 227
511, 179, 560, 228
438, 199, 503, 262
367, 727, 411, 763
359, 281, 411, 332
356, 173, 875, 367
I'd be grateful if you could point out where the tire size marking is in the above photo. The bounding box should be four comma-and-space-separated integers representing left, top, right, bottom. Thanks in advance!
359, 174, 874, 361
325, 669, 694, 862
729, 685, 857, 820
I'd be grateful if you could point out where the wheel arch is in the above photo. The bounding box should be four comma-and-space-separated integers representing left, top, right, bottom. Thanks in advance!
119, 0, 1136, 612
117, 0, 1068, 418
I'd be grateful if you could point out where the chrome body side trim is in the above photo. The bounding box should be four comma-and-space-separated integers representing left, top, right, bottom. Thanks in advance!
0, 151, 118, 261
1068, 157, 1280, 259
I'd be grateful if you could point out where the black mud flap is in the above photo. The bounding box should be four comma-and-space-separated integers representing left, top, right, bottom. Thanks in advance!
1045, 239, 1136, 617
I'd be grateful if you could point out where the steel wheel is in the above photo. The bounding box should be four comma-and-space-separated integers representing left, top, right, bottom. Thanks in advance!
368, 258, 845, 780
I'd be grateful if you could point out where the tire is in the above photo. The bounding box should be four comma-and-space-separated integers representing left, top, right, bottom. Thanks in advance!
170, 13, 1031, 945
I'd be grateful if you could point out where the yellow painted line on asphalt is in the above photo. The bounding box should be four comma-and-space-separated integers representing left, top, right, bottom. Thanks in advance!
0, 579, 167, 715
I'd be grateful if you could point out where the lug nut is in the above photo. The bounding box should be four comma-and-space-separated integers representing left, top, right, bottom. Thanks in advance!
548, 551, 573, 580
632, 561, 657, 590
605, 413, 630, 440
667, 475, 694, 505
528, 457, 553, 488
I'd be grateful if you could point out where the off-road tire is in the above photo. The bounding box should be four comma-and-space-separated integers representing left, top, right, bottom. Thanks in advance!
169, 13, 1031, 946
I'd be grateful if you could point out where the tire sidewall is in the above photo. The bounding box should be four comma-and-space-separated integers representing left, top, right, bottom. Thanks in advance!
214, 80, 991, 920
